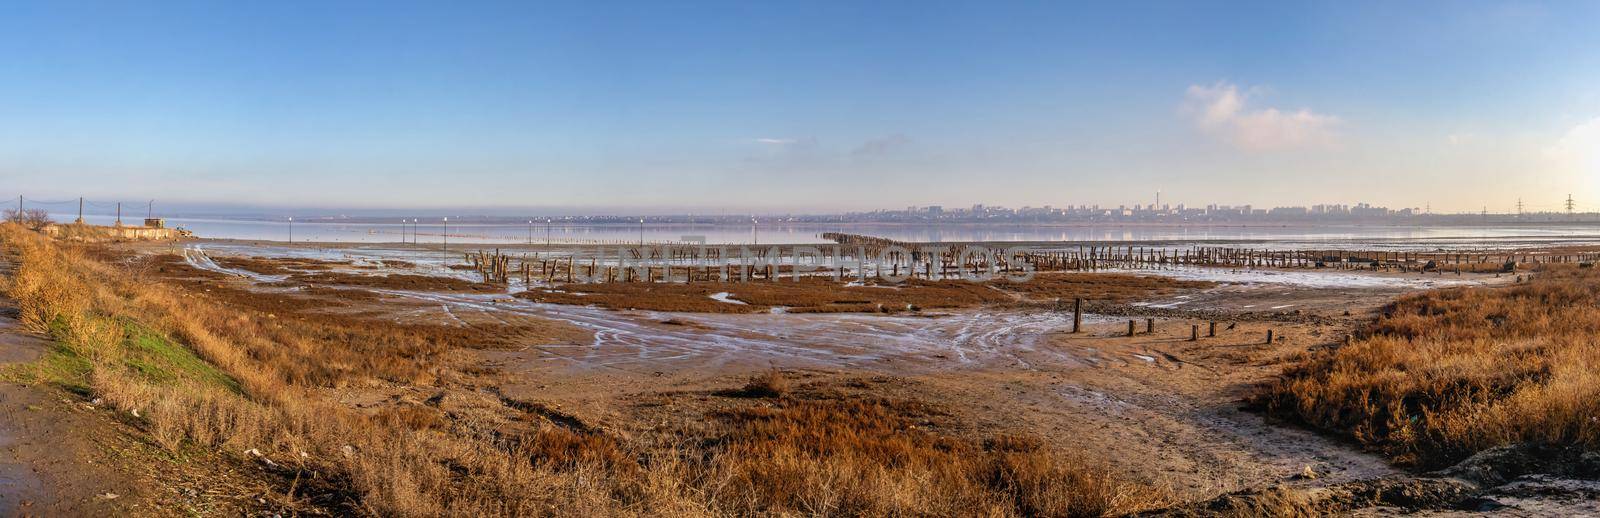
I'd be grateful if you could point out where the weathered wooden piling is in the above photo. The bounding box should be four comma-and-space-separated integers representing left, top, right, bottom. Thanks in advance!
1072, 298, 1082, 333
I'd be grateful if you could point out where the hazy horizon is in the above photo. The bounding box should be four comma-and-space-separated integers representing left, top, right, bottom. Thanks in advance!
4, 1, 1599, 213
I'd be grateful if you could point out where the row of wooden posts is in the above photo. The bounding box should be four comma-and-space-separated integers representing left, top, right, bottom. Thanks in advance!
458, 242, 1590, 285
1061, 297, 1277, 344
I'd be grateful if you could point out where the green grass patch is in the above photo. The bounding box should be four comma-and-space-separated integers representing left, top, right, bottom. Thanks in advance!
120, 321, 241, 394
1, 339, 95, 395
9, 316, 240, 395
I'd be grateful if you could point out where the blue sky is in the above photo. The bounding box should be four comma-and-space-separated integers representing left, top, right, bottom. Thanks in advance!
2, 1, 1598, 214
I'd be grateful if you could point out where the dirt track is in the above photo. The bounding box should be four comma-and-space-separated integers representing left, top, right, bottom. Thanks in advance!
0, 286, 137, 516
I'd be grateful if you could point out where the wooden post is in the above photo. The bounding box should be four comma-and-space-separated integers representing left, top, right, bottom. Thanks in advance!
1127, 320, 1136, 337
1071, 298, 1082, 333
1191, 324, 1199, 341
1145, 318, 1154, 334
1266, 329, 1274, 344
1208, 321, 1216, 337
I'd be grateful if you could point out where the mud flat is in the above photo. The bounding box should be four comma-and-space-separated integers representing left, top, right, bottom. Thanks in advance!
130, 240, 1535, 510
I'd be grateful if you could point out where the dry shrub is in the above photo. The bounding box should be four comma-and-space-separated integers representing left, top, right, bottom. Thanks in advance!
3, 208, 51, 230
729, 369, 790, 398
1261, 266, 1600, 467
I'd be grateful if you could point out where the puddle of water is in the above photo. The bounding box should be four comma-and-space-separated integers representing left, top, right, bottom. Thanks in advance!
393, 287, 1114, 373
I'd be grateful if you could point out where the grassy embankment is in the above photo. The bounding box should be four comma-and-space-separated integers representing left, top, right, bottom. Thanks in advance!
0, 223, 1161, 517
1262, 266, 1600, 468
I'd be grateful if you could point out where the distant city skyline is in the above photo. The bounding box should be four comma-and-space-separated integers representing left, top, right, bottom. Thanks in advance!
3, 2, 1598, 212
16, 194, 1598, 222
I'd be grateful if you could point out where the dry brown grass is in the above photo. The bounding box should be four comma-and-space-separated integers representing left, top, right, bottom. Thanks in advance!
0, 223, 1162, 516
995, 272, 1212, 302
520, 272, 1206, 314
1260, 265, 1600, 468
690, 393, 1161, 516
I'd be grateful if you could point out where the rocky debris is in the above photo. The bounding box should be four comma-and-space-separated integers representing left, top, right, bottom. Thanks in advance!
1140, 477, 1479, 517
1435, 443, 1600, 487
1142, 443, 1600, 517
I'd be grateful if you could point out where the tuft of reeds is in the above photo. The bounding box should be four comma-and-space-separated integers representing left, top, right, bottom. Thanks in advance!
728, 369, 790, 398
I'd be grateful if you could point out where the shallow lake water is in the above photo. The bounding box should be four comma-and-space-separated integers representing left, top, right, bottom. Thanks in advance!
57, 213, 1600, 250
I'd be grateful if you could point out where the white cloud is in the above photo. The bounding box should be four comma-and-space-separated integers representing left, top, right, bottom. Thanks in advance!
753, 138, 798, 145
1546, 117, 1600, 174
1182, 82, 1340, 151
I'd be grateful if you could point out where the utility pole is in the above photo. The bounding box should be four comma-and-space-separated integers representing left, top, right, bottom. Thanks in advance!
1566, 194, 1575, 217
77, 197, 83, 224
527, 220, 533, 245
1516, 198, 1523, 218
545, 218, 551, 247
288, 217, 294, 243
116, 202, 122, 226
638, 218, 645, 246
442, 217, 448, 255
